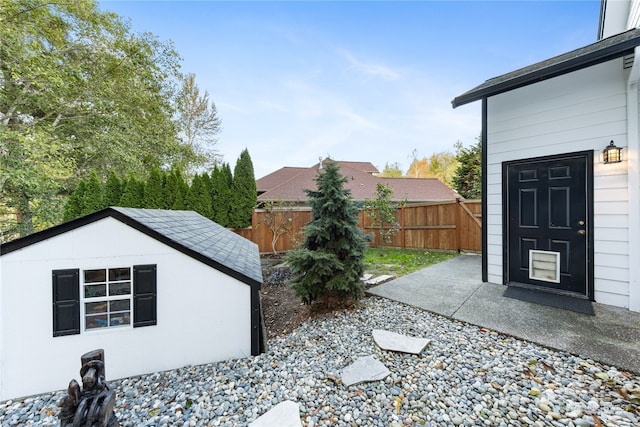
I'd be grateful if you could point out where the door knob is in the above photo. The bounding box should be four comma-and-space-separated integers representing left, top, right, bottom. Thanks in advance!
578, 230, 586, 236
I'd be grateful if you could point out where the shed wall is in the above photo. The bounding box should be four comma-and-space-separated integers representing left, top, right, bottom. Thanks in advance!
486, 58, 632, 308
0, 217, 251, 400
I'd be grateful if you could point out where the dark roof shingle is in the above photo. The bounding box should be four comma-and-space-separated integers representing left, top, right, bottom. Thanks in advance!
257, 161, 458, 203
1, 207, 262, 286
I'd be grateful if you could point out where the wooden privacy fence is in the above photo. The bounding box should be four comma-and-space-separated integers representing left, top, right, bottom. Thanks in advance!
234, 199, 481, 254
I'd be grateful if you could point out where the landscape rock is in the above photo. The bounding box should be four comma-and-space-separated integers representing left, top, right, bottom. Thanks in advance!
372, 329, 431, 354
248, 400, 302, 427
341, 355, 391, 387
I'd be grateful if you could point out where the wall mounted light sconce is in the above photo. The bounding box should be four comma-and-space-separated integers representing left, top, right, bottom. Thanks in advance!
603, 140, 622, 164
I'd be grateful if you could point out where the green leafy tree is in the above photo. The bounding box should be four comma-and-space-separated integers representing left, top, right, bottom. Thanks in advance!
81, 172, 104, 215
453, 137, 482, 199
0, 0, 187, 238
286, 160, 367, 306
175, 73, 222, 172
379, 162, 403, 177
63, 180, 87, 222
406, 149, 458, 186
103, 171, 123, 207
363, 183, 404, 245
185, 173, 213, 218
229, 149, 257, 228
119, 175, 144, 208
143, 167, 165, 209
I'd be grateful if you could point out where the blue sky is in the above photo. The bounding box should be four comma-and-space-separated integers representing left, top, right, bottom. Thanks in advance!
99, 1, 601, 178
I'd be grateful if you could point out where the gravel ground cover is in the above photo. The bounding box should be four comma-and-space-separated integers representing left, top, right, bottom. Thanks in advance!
1, 296, 638, 427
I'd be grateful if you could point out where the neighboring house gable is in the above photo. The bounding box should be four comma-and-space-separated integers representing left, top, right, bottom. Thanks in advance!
452, 10, 640, 312
0, 207, 263, 400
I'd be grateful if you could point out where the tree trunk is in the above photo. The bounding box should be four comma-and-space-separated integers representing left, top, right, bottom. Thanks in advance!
16, 192, 35, 237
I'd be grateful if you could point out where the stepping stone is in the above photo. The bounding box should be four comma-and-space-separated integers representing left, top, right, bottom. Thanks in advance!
341, 355, 390, 386
360, 273, 373, 281
249, 400, 302, 427
365, 274, 394, 285
373, 329, 431, 355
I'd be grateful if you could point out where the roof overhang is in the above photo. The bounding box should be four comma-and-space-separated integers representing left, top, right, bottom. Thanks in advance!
452, 27, 640, 108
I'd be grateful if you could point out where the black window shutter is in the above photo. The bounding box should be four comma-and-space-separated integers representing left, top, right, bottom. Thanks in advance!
133, 264, 157, 327
52, 269, 80, 336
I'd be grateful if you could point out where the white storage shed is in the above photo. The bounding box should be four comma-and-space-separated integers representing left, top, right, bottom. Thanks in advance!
0, 207, 263, 401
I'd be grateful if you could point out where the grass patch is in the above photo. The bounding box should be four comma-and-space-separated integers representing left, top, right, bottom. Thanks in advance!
364, 247, 458, 277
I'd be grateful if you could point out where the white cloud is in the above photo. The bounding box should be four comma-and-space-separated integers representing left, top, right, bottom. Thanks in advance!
336, 48, 402, 81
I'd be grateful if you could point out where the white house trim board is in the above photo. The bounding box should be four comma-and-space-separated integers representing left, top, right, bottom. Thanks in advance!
626, 46, 640, 311
0, 208, 262, 401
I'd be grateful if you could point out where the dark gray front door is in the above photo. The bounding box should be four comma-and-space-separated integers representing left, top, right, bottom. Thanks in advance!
504, 152, 592, 297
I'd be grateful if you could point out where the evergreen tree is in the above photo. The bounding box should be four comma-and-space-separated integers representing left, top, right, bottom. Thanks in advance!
119, 175, 144, 208
81, 172, 103, 215
170, 169, 189, 210
285, 160, 367, 306
163, 166, 183, 209
452, 137, 482, 199
211, 163, 232, 226
143, 167, 165, 209
229, 149, 257, 228
63, 180, 86, 221
186, 174, 213, 218
103, 171, 123, 207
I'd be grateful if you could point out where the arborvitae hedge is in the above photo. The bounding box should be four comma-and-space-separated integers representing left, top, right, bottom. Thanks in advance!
186, 173, 213, 219
61, 157, 256, 227
63, 180, 86, 222
82, 172, 104, 215
229, 149, 257, 228
103, 171, 122, 207
143, 166, 165, 209
119, 175, 144, 208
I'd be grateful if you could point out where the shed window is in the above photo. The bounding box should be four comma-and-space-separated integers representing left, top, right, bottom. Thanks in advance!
83, 267, 132, 330
52, 264, 156, 336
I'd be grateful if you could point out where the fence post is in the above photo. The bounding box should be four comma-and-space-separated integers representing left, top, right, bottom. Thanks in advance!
401, 204, 405, 249
455, 198, 461, 252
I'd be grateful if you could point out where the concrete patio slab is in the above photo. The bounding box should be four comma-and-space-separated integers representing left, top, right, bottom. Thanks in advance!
367, 254, 482, 317
341, 355, 390, 387
372, 329, 431, 354
248, 400, 302, 427
367, 254, 640, 373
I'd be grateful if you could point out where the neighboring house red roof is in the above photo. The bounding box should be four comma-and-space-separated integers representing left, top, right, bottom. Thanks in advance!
257, 160, 459, 203
257, 167, 307, 193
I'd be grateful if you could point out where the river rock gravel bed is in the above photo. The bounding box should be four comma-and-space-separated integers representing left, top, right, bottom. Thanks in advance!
1, 296, 638, 426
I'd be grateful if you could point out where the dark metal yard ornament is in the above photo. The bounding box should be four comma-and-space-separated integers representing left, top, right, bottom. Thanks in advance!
58, 349, 120, 427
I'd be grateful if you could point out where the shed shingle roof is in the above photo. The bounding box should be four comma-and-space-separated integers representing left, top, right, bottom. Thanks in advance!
1, 207, 262, 286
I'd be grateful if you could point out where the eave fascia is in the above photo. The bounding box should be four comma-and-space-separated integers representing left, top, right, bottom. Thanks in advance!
452, 31, 640, 108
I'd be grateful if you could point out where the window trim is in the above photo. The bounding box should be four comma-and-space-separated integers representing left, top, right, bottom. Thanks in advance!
52, 264, 157, 337
81, 267, 133, 332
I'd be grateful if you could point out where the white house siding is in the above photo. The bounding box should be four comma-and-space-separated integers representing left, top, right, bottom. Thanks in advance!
602, 0, 632, 38
627, 0, 640, 30
0, 217, 251, 401
486, 58, 634, 308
